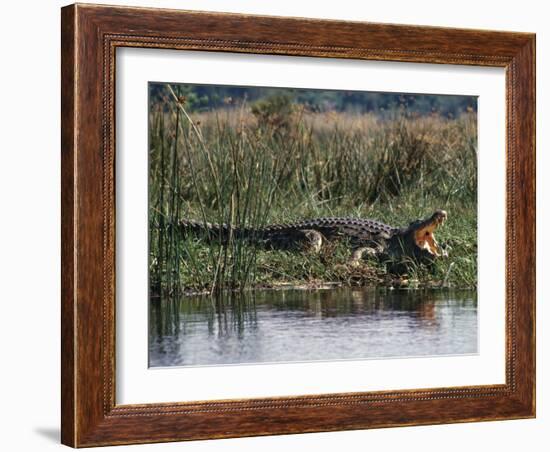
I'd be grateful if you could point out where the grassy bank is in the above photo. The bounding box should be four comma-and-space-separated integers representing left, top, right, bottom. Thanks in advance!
149, 86, 477, 294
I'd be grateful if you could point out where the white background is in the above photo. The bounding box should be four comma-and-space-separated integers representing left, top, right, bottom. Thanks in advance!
117, 49, 505, 404
0, 1, 545, 451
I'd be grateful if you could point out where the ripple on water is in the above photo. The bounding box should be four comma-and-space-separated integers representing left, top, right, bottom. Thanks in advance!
149, 288, 478, 367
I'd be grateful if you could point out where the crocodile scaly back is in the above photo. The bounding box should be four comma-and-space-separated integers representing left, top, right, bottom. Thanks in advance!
180, 217, 398, 243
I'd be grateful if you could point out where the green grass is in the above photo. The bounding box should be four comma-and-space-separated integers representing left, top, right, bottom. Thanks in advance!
149, 86, 477, 295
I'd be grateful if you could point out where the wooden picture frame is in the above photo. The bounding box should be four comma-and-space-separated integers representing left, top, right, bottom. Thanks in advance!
61, 3, 535, 447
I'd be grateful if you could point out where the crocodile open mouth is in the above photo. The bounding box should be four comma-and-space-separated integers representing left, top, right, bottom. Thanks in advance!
413, 210, 448, 256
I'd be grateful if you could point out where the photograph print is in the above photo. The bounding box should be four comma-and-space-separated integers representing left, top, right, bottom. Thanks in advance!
148, 82, 478, 367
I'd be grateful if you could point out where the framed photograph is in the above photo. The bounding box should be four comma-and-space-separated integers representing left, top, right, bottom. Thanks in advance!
61, 3, 535, 447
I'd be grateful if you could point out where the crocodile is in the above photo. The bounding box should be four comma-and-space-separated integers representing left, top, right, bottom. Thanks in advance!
180, 210, 448, 272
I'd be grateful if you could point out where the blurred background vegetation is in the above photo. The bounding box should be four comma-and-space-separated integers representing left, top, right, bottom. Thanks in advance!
148, 83, 477, 294
149, 83, 476, 117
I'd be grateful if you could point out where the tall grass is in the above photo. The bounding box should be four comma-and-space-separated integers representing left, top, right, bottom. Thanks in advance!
149, 87, 477, 294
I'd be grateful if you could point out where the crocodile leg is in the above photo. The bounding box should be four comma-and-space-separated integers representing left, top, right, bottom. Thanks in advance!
348, 245, 384, 267
261, 228, 324, 252
299, 229, 324, 253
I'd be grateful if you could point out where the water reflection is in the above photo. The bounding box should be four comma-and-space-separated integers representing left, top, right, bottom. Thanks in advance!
149, 288, 477, 367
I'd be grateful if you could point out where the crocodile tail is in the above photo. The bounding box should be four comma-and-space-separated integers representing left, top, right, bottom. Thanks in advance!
179, 219, 247, 241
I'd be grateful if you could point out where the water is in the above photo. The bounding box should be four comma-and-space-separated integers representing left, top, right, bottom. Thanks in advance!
149, 288, 477, 367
